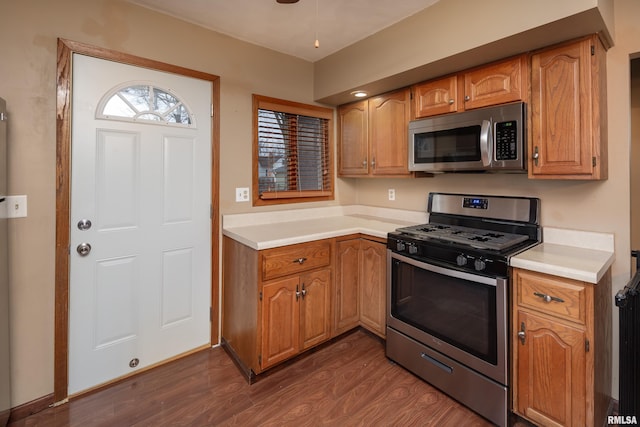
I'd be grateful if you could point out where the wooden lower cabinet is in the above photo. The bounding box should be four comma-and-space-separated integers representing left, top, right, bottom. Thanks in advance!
222, 236, 333, 379
334, 239, 361, 333
358, 239, 387, 336
511, 268, 611, 427
261, 269, 331, 370
334, 236, 387, 338
223, 234, 387, 380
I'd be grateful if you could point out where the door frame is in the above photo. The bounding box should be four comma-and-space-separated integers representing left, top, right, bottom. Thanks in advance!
54, 38, 220, 403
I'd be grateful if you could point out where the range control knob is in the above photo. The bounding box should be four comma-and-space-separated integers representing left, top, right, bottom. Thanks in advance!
456, 254, 468, 266
408, 244, 418, 255
474, 258, 487, 271
396, 241, 406, 252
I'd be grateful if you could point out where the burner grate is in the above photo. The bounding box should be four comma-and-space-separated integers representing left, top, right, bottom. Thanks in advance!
395, 223, 528, 251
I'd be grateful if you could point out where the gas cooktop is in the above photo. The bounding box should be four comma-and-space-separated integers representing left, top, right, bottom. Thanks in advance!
394, 223, 529, 251
388, 193, 541, 276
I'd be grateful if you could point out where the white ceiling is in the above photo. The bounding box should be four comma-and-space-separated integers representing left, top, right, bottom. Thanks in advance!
127, 0, 440, 62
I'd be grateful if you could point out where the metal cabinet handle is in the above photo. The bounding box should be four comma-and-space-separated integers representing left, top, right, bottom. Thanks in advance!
518, 322, 526, 345
301, 284, 307, 298
448, 99, 454, 105
464, 95, 470, 101
533, 292, 564, 303
533, 147, 540, 166
296, 285, 300, 301
76, 243, 92, 256
371, 158, 376, 169
362, 159, 367, 168
293, 257, 307, 264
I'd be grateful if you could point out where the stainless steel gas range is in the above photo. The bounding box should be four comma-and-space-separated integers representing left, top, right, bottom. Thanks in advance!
386, 192, 541, 427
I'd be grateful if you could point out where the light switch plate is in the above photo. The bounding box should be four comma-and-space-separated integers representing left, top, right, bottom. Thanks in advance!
4, 195, 27, 218
235, 187, 250, 202
388, 189, 395, 201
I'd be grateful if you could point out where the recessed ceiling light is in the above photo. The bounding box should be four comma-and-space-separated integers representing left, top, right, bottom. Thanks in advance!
351, 91, 368, 98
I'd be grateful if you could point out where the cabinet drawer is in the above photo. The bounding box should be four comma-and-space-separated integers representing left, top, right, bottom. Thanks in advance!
262, 241, 331, 281
515, 269, 586, 325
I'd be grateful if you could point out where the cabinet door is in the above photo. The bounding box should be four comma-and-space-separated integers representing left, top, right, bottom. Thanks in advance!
334, 240, 360, 334
516, 310, 586, 427
530, 37, 596, 178
463, 55, 526, 110
413, 76, 459, 118
261, 277, 300, 369
338, 100, 369, 176
358, 240, 387, 337
368, 89, 411, 176
300, 268, 332, 350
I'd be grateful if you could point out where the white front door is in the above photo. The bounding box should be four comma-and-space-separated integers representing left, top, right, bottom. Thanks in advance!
69, 54, 212, 395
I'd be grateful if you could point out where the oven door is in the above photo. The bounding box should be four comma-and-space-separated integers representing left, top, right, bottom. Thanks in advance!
386, 250, 507, 385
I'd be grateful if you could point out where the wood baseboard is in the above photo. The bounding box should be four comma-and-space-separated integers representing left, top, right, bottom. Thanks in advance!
7, 393, 54, 424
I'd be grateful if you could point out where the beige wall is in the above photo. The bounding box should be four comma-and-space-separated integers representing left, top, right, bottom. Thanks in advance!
0, 0, 636, 410
314, 0, 614, 105
0, 0, 333, 407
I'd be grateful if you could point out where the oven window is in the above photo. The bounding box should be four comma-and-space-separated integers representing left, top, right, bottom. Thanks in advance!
391, 259, 497, 365
414, 125, 481, 163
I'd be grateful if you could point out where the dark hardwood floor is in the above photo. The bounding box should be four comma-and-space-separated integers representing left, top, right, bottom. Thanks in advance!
10, 330, 495, 426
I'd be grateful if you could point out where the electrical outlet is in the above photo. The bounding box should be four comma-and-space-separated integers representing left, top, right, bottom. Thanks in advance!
4, 195, 28, 218
235, 187, 250, 202
388, 189, 395, 201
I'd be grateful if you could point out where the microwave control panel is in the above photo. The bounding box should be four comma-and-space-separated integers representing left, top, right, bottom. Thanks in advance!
495, 120, 518, 160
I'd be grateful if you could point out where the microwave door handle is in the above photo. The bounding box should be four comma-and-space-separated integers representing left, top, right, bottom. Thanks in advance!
480, 119, 492, 166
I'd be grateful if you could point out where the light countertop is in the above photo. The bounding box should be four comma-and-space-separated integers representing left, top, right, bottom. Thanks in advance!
510, 227, 615, 284
222, 205, 426, 250
223, 208, 615, 284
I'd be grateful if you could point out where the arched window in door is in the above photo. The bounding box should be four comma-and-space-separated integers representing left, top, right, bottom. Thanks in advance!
96, 82, 195, 127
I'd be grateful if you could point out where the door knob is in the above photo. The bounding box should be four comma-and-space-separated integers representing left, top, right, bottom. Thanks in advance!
76, 243, 92, 256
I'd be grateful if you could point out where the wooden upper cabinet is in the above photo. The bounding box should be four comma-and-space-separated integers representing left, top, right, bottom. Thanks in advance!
368, 89, 411, 176
529, 34, 607, 180
413, 75, 459, 118
338, 100, 368, 176
338, 89, 411, 177
463, 55, 527, 110
413, 54, 527, 119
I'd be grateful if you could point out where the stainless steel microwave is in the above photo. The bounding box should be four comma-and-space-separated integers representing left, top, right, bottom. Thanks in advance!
409, 102, 526, 173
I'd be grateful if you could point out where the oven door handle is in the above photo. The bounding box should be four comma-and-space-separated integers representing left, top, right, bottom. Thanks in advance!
420, 352, 453, 374
389, 250, 501, 287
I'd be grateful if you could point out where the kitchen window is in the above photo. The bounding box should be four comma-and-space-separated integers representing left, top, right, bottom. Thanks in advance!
253, 94, 334, 206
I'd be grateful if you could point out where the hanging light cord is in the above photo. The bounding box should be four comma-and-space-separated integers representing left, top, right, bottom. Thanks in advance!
314, 0, 319, 48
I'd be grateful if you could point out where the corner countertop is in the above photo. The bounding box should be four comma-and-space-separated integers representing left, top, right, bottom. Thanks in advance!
222, 205, 426, 250
223, 207, 615, 284
510, 227, 615, 284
